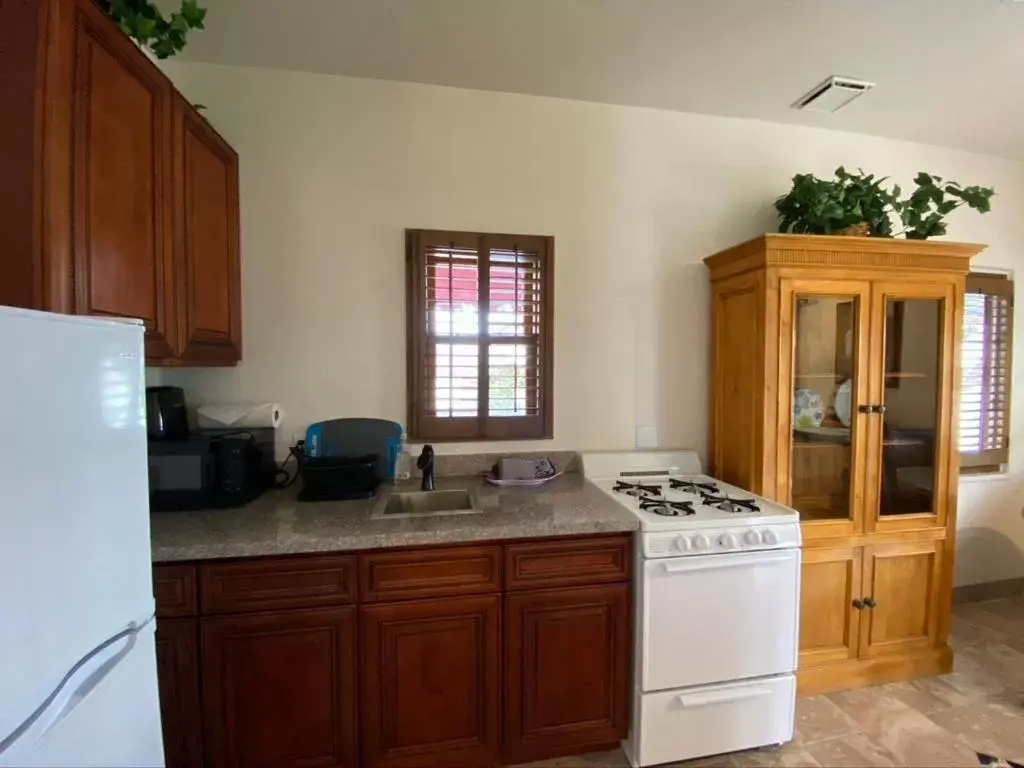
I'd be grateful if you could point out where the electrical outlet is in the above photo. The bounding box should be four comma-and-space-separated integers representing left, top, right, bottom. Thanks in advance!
636, 425, 658, 449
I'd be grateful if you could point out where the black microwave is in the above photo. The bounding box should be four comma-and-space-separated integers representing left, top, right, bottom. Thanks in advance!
148, 433, 271, 511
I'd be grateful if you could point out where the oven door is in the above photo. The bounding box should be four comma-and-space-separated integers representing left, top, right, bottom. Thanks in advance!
641, 548, 800, 692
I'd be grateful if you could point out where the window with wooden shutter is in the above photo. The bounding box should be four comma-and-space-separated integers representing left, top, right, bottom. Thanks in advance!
406, 229, 554, 441
959, 273, 1013, 473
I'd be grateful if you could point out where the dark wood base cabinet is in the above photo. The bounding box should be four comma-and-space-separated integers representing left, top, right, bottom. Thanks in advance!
201, 607, 358, 768
506, 585, 630, 764
153, 534, 631, 768
362, 596, 501, 767
155, 618, 203, 768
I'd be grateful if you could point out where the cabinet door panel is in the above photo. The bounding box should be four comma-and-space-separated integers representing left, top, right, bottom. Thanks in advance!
153, 564, 198, 618
798, 547, 862, 667
72, 12, 175, 359
156, 618, 203, 768
860, 541, 942, 658
174, 97, 241, 364
201, 607, 357, 768
866, 282, 958, 532
711, 273, 762, 489
778, 279, 873, 539
361, 595, 500, 768
505, 585, 629, 764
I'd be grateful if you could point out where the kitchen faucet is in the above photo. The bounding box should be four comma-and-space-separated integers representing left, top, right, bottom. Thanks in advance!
417, 445, 435, 491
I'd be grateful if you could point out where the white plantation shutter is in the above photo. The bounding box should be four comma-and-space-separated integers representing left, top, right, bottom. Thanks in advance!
960, 274, 1013, 471
407, 230, 554, 441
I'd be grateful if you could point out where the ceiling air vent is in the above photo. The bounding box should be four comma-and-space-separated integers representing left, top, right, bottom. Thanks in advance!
793, 76, 875, 113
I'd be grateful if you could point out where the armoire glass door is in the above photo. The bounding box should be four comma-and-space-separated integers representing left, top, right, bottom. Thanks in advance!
783, 281, 872, 533
873, 285, 954, 523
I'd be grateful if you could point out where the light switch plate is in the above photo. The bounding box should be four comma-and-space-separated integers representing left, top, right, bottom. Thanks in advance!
635, 425, 658, 449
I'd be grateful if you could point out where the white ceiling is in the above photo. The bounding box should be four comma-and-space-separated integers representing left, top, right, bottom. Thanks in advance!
176, 0, 1024, 159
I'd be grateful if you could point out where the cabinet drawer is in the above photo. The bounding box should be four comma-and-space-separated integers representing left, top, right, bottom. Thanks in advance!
635, 675, 795, 767
153, 565, 197, 617
200, 555, 356, 614
360, 545, 502, 602
505, 535, 631, 590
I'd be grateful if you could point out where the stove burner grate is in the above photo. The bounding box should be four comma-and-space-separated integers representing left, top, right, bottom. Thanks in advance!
700, 492, 759, 513
638, 497, 695, 517
670, 478, 720, 495
614, 480, 664, 498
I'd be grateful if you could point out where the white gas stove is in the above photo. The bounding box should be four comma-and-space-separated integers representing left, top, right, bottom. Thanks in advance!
583, 451, 801, 768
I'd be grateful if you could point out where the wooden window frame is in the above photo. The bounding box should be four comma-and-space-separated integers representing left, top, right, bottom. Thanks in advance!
406, 229, 554, 442
960, 272, 1013, 475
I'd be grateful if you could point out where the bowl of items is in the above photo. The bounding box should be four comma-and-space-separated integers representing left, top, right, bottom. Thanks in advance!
484, 456, 561, 487
793, 388, 825, 428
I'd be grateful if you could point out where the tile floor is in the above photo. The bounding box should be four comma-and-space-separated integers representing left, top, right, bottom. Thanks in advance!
522, 595, 1024, 768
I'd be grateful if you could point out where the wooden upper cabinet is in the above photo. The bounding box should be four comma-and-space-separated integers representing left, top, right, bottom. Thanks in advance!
71, 1, 177, 359
0, 0, 240, 366
173, 96, 242, 364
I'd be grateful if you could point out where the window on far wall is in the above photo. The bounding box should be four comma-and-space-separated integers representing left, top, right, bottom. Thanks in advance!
406, 229, 554, 441
959, 273, 1014, 474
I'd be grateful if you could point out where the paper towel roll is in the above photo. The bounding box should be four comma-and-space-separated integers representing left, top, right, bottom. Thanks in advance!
197, 403, 282, 429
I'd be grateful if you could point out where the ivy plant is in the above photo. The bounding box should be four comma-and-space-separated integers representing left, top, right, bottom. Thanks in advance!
776, 167, 994, 240
775, 167, 897, 236
96, 0, 207, 59
898, 173, 995, 240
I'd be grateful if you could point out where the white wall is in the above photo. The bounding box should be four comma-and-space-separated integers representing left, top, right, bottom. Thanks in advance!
159, 62, 1024, 586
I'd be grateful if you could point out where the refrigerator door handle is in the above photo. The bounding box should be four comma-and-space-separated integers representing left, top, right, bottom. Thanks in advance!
0, 616, 153, 758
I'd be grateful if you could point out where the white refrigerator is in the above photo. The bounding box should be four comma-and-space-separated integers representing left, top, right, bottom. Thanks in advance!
0, 306, 164, 767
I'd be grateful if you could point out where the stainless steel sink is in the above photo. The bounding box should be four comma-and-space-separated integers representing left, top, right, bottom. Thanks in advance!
374, 489, 480, 519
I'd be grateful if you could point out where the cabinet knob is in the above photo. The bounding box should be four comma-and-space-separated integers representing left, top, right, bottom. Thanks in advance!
857, 404, 889, 415
864, 596, 877, 609
852, 598, 866, 610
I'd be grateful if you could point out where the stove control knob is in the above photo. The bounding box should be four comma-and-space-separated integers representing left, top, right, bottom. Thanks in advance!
718, 533, 737, 549
692, 534, 710, 551
676, 535, 691, 552
745, 529, 763, 546
762, 529, 780, 546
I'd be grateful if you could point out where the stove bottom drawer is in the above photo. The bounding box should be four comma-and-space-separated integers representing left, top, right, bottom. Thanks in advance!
629, 675, 795, 767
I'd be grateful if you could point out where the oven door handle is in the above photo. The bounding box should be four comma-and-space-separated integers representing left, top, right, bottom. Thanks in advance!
661, 554, 794, 573
677, 686, 772, 708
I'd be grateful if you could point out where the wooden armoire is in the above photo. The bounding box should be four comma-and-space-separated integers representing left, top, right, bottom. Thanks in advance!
704, 234, 985, 694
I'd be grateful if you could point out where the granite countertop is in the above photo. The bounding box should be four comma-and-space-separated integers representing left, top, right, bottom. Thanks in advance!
150, 474, 639, 562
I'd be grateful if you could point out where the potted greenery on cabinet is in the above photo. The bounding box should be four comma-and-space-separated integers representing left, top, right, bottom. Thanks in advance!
775, 167, 994, 239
